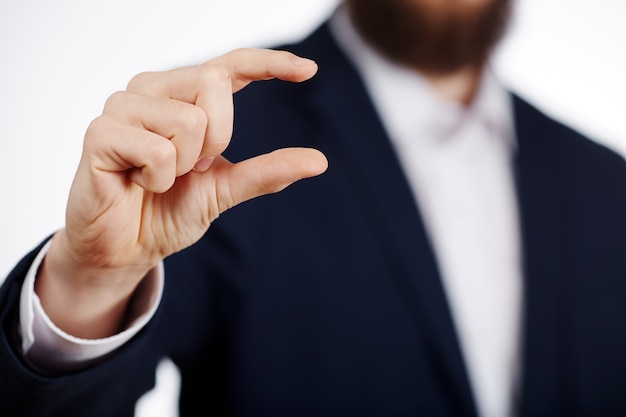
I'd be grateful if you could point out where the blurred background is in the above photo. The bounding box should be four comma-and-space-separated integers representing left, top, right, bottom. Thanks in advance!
0, 0, 624, 415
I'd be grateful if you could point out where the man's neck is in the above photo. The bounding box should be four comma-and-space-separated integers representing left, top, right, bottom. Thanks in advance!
420, 64, 484, 106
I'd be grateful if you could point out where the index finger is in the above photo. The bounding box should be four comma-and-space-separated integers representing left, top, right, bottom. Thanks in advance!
210, 48, 319, 93
127, 48, 318, 102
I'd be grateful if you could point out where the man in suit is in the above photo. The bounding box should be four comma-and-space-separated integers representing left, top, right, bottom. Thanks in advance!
1, 0, 625, 416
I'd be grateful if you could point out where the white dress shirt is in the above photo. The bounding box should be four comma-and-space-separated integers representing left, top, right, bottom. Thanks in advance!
329, 6, 522, 417
21, 5, 522, 417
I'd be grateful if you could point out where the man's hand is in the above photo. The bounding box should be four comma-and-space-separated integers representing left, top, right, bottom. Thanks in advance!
36, 49, 328, 338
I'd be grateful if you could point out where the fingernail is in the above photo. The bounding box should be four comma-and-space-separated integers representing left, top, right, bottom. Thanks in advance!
291, 55, 316, 66
193, 157, 215, 173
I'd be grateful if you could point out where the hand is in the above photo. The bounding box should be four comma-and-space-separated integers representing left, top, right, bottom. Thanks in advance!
37, 49, 328, 338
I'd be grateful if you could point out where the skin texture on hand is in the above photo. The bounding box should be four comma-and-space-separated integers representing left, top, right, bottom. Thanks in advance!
35, 48, 328, 339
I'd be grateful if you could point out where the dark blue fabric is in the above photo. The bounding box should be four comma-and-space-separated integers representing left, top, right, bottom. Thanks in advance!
1, 22, 625, 417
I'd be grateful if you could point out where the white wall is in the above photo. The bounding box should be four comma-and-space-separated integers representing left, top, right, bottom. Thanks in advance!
1, 1, 624, 415
495, 0, 626, 152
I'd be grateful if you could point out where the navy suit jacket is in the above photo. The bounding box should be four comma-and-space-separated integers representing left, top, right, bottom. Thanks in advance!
1, 22, 625, 417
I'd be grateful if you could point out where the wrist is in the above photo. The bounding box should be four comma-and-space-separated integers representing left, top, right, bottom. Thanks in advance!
35, 230, 154, 339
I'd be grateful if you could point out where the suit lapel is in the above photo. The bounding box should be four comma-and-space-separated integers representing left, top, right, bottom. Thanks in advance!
299, 24, 479, 417
514, 97, 574, 416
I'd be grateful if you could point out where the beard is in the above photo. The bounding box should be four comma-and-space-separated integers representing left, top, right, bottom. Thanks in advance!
345, 0, 513, 73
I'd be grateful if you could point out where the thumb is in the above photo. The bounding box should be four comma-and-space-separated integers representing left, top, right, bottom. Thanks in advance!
214, 147, 328, 212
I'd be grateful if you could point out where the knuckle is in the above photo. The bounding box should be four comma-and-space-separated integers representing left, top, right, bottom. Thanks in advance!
149, 141, 177, 167
197, 64, 231, 89
179, 105, 208, 136
230, 47, 252, 56
275, 49, 293, 59
84, 116, 110, 144
103, 90, 127, 113
83, 116, 118, 158
126, 71, 152, 92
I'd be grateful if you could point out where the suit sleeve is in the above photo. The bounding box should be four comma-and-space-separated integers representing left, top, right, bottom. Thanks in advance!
0, 238, 164, 417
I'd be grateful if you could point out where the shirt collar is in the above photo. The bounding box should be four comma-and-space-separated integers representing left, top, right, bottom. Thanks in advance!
328, 4, 516, 150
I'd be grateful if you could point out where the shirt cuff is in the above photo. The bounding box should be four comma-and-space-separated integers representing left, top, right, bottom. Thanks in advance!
19, 239, 164, 373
